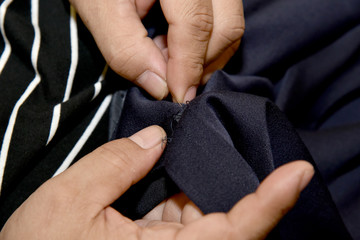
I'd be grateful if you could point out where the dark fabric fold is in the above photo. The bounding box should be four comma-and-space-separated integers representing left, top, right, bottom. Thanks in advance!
109, 0, 360, 238
111, 85, 351, 239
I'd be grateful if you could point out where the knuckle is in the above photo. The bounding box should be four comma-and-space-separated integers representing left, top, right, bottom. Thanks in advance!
179, 57, 204, 79
103, 36, 150, 80
190, 11, 214, 32
184, 6, 214, 41
188, 61, 204, 76
106, 42, 139, 77
217, 17, 245, 46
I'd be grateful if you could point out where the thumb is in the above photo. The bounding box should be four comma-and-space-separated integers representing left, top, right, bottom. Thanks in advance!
160, 0, 214, 103
52, 125, 166, 211
227, 160, 314, 239
72, 0, 168, 99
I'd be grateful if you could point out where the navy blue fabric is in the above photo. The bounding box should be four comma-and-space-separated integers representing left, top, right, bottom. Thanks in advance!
110, 0, 360, 239
112, 84, 351, 240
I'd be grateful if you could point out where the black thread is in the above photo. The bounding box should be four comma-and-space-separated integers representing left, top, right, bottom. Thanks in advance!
165, 103, 189, 146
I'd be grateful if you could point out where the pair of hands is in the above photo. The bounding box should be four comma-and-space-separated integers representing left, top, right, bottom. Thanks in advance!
0, 1, 314, 238
72, 0, 244, 102
0, 126, 314, 240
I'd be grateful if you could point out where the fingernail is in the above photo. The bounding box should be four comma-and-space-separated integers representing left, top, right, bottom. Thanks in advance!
129, 126, 166, 149
183, 86, 197, 103
136, 71, 168, 100
299, 165, 315, 191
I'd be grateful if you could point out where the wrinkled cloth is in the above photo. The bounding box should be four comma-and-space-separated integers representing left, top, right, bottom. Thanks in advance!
111, 80, 350, 239
110, 0, 360, 239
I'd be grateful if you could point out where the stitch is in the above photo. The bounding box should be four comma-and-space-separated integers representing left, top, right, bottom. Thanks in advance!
161, 136, 173, 149
165, 102, 189, 147
170, 104, 188, 132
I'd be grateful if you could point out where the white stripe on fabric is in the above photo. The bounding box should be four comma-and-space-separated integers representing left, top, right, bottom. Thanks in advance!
93, 81, 102, 100
63, 5, 78, 102
91, 64, 108, 101
46, 103, 61, 145
0, 0, 42, 194
0, 0, 14, 74
46, 6, 78, 145
53, 94, 113, 177
30, 0, 41, 74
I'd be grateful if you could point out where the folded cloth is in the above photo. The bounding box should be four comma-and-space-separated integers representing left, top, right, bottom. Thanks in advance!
110, 82, 351, 239
109, 0, 360, 238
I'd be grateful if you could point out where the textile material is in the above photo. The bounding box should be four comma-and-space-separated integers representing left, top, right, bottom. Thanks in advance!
0, 0, 126, 228
111, 83, 351, 239
110, 0, 360, 239
0, 0, 358, 238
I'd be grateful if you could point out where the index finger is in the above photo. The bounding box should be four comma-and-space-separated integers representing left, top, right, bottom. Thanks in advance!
160, 0, 214, 103
71, 0, 168, 99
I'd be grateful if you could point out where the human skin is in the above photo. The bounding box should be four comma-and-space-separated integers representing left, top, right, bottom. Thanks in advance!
69, 0, 244, 102
0, 126, 314, 240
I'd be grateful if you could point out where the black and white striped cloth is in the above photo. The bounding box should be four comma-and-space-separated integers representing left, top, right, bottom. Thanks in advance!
0, 0, 125, 227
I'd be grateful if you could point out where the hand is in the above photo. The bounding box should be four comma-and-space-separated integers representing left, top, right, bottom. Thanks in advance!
0, 125, 314, 240
136, 161, 314, 239
157, 0, 244, 102
70, 0, 244, 102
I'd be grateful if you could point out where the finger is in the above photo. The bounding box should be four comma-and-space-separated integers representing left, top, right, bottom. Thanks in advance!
162, 192, 190, 222
142, 201, 167, 222
205, 0, 244, 64
112, 213, 183, 240
142, 192, 203, 224
202, 40, 241, 84
142, 192, 190, 223
135, 0, 157, 18
72, 0, 168, 100
160, 0, 214, 102
181, 201, 204, 224
227, 161, 314, 239
51, 126, 167, 212
103, 207, 141, 238
200, 0, 244, 84
153, 35, 169, 62
176, 161, 314, 240
153, 35, 168, 50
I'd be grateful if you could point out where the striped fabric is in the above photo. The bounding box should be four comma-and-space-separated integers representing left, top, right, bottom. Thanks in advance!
0, 0, 123, 227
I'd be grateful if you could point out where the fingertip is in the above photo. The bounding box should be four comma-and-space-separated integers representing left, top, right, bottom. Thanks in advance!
171, 86, 197, 103
258, 160, 315, 197
295, 161, 315, 192
183, 86, 197, 102
181, 201, 204, 224
129, 125, 167, 149
226, 161, 315, 239
281, 160, 315, 191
